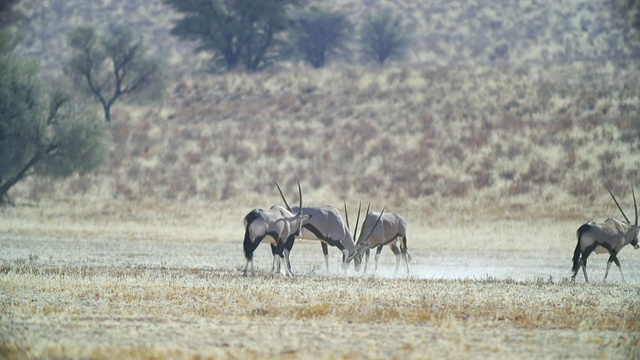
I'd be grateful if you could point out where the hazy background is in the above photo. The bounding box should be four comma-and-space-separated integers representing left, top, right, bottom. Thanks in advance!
5, 0, 640, 223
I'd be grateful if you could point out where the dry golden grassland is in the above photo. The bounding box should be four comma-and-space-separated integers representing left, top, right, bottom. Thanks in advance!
2, 201, 640, 359
5, 27, 640, 360
5, 0, 640, 358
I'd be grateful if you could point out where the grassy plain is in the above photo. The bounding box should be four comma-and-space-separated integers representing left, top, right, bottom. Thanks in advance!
4, 0, 640, 358
2, 202, 640, 359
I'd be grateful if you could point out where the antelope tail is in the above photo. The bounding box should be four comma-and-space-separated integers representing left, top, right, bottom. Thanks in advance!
243, 210, 261, 261
243, 227, 254, 261
573, 223, 589, 272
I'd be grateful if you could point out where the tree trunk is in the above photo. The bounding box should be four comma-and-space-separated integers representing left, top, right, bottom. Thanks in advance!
0, 152, 40, 201
104, 103, 112, 123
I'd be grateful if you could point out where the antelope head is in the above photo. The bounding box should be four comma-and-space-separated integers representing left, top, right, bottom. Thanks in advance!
348, 205, 385, 262
344, 201, 364, 271
275, 180, 307, 236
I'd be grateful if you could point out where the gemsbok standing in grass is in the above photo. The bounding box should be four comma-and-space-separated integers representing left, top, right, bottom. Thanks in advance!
242, 182, 310, 276
572, 187, 640, 284
351, 206, 412, 276
276, 182, 363, 273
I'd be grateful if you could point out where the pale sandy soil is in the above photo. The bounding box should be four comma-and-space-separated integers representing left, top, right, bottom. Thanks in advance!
1, 203, 639, 359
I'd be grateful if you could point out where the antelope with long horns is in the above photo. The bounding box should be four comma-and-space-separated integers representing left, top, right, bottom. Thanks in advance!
276, 182, 363, 273
242, 182, 309, 276
352, 207, 411, 275
572, 187, 640, 283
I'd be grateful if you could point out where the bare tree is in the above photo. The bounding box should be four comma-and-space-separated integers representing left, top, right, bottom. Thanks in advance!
66, 25, 165, 122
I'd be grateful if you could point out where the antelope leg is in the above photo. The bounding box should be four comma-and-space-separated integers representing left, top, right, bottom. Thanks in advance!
390, 243, 401, 275
611, 255, 627, 284
363, 249, 370, 275
581, 264, 590, 284
374, 245, 384, 274
283, 249, 294, 277
604, 259, 612, 281
322, 242, 329, 274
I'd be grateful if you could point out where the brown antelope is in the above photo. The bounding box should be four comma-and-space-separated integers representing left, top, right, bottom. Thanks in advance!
572, 187, 640, 283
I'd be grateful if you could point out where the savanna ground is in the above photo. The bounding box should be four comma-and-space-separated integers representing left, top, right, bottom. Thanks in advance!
4, 0, 640, 358
1, 200, 640, 359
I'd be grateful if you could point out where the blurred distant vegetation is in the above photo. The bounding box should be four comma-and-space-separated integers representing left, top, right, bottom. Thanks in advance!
360, 8, 411, 64
0, 30, 109, 202
10, 0, 640, 73
5, 0, 640, 215
296, 9, 351, 68
162, 0, 302, 71
65, 25, 167, 122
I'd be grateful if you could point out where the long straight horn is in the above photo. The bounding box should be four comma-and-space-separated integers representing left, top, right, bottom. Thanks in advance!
633, 187, 637, 226
344, 200, 350, 230
358, 203, 370, 243
297, 179, 302, 216
361, 207, 385, 247
607, 187, 631, 224
347, 202, 365, 260
353, 201, 362, 240
275, 180, 292, 212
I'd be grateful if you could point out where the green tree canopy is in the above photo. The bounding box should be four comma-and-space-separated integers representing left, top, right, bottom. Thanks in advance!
163, 0, 301, 71
66, 25, 166, 122
0, 0, 22, 28
0, 31, 109, 202
360, 9, 411, 64
296, 10, 350, 68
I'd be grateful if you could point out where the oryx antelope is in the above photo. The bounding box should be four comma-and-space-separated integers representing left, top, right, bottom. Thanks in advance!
275, 182, 363, 273
242, 182, 309, 276
352, 207, 412, 275
572, 187, 640, 283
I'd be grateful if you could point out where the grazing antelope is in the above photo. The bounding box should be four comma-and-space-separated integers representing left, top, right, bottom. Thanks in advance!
275, 182, 363, 273
352, 207, 412, 275
572, 187, 640, 283
242, 182, 309, 276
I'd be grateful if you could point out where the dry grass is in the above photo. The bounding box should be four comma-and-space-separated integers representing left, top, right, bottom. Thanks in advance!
1, 244, 640, 359
2, 204, 640, 359
2, 245, 640, 359
4, 0, 640, 358
9, 0, 640, 214
10, 62, 640, 221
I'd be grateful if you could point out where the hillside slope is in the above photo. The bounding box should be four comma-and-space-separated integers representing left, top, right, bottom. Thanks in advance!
14, 0, 640, 71
8, 0, 640, 221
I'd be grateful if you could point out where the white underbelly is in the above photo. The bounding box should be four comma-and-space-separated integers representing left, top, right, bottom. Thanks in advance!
594, 246, 608, 254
